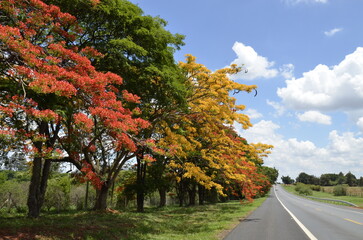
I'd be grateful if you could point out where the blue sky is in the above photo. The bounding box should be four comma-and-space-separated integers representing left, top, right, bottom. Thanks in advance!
129, 0, 363, 179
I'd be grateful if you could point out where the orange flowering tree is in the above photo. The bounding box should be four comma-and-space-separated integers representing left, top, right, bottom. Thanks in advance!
0, 0, 148, 216
43, 0, 188, 212
157, 55, 273, 205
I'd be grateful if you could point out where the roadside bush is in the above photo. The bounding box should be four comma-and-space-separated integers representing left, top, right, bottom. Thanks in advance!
333, 185, 347, 196
295, 183, 312, 195
310, 185, 321, 191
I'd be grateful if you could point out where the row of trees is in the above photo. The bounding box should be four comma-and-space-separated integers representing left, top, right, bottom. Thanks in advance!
0, 0, 275, 218
281, 172, 363, 187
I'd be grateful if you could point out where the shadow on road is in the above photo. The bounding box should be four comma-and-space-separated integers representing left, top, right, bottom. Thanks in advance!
241, 218, 261, 223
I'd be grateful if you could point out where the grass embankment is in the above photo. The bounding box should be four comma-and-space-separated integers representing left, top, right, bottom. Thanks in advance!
282, 185, 363, 208
0, 197, 266, 240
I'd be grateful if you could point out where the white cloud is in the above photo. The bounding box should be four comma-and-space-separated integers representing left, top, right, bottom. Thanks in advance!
324, 28, 343, 37
230, 42, 278, 80
234, 120, 363, 179
267, 100, 286, 116
297, 111, 332, 125
357, 117, 363, 131
277, 47, 363, 112
280, 63, 295, 79
244, 108, 263, 119
283, 0, 328, 4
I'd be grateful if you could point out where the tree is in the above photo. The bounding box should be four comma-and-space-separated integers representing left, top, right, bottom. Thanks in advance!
0, 0, 148, 216
358, 177, 363, 187
345, 172, 357, 187
44, 0, 188, 212
162, 55, 273, 203
319, 173, 338, 186
296, 172, 317, 185
281, 175, 294, 184
337, 172, 346, 185
260, 166, 278, 185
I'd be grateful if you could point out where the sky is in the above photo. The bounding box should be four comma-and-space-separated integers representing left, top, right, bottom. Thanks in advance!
129, 0, 363, 179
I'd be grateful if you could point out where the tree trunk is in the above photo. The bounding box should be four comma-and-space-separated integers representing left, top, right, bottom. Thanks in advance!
158, 187, 167, 207
198, 184, 205, 205
136, 190, 145, 212
27, 156, 52, 218
188, 183, 196, 206
177, 179, 185, 207
136, 156, 147, 212
94, 184, 110, 210
27, 121, 55, 218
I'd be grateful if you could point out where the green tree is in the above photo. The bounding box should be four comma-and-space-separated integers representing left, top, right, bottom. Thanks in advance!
281, 175, 294, 184
358, 177, 363, 187
259, 166, 278, 185
319, 173, 338, 186
296, 172, 318, 185
337, 172, 346, 185
345, 172, 357, 187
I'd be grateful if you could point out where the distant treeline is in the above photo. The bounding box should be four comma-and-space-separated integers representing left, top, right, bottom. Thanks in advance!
281, 172, 363, 186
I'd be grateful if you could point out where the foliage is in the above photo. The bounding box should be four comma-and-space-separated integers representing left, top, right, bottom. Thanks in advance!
296, 172, 319, 185
259, 166, 279, 185
0, 180, 28, 213
281, 175, 294, 184
333, 185, 347, 196
0, 0, 152, 214
43, 175, 71, 211
345, 172, 357, 187
309, 185, 321, 191
0, 0, 275, 215
295, 183, 312, 196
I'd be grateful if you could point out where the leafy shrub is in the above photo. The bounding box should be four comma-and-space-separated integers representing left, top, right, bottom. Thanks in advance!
295, 183, 312, 195
0, 180, 28, 213
333, 185, 347, 196
43, 176, 71, 212
310, 185, 321, 191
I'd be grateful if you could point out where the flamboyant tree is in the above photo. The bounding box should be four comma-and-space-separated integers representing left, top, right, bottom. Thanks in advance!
0, 0, 148, 216
156, 55, 273, 205
43, 0, 189, 212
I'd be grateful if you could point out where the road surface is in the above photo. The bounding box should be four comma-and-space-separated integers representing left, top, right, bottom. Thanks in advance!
224, 184, 363, 240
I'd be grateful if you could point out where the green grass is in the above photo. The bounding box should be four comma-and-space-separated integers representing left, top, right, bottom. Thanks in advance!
282, 185, 363, 208
0, 197, 267, 240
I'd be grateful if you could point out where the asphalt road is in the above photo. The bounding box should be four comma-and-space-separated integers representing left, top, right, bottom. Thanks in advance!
224, 184, 363, 240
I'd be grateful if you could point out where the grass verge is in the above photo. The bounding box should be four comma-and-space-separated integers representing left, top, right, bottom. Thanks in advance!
0, 197, 267, 240
282, 185, 363, 208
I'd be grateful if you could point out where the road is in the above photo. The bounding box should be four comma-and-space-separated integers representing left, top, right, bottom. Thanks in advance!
224, 184, 363, 240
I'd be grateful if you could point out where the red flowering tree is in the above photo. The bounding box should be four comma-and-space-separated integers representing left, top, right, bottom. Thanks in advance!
0, 0, 148, 217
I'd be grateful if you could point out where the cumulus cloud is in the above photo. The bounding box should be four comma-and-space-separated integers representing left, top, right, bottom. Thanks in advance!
244, 108, 263, 119
324, 28, 343, 37
234, 120, 363, 178
297, 111, 332, 125
277, 47, 363, 112
230, 42, 278, 80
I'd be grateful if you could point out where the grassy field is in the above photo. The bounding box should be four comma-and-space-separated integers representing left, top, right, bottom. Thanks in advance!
282, 185, 363, 208
0, 197, 267, 240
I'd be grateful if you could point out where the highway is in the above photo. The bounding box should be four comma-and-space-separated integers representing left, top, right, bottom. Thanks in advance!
224, 184, 363, 240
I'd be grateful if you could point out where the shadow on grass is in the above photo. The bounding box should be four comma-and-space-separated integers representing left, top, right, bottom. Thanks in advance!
0, 201, 253, 240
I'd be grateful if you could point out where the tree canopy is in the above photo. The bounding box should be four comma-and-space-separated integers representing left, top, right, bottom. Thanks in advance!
0, 0, 276, 217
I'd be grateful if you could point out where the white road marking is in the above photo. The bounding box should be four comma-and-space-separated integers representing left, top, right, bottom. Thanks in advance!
274, 187, 318, 240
